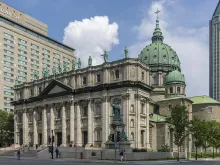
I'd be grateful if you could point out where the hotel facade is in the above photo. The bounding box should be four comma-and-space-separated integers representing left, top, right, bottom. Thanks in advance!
0, 2, 75, 112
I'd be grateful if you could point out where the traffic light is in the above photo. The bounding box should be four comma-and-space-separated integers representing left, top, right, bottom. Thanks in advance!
48, 136, 51, 143
111, 134, 114, 142
116, 132, 120, 142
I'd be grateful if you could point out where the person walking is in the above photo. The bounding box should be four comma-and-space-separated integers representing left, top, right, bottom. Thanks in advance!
55, 147, 59, 158
120, 150, 124, 161
17, 149, 21, 160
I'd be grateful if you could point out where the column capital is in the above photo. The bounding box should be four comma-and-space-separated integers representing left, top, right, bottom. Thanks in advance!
134, 94, 142, 100
122, 93, 130, 100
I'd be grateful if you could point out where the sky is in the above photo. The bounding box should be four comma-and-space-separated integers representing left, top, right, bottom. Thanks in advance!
2, 0, 219, 97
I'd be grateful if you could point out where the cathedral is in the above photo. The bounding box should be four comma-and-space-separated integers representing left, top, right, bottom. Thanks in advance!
12, 16, 220, 152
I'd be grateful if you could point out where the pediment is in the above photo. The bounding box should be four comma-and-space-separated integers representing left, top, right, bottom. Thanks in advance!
48, 85, 67, 94
39, 80, 72, 97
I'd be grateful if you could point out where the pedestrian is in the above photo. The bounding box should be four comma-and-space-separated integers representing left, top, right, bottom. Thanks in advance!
55, 147, 59, 158
17, 149, 21, 160
120, 150, 124, 161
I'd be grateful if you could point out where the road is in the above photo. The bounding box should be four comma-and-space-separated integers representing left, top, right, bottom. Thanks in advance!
1, 157, 220, 165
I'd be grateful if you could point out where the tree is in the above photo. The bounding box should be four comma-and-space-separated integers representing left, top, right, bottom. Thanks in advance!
190, 118, 204, 160
166, 104, 189, 161
207, 121, 220, 159
0, 110, 14, 147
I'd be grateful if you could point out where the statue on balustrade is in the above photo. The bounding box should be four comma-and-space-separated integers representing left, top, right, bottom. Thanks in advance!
101, 51, 108, 63
77, 58, 81, 69
88, 56, 92, 66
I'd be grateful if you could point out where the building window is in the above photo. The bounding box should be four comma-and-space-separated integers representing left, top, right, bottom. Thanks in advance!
83, 77, 87, 85
4, 32, 14, 39
4, 66, 13, 72
170, 87, 173, 94
177, 87, 180, 93
42, 48, 50, 53
4, 102, 11, 106
4, 38, 14, 44
142, 72, 144, 80
4, 60, 13, 66
57, 108, 61, 119
95, 102, 101, 115
4, 49, 14, 55
29, 113, 33, 122
153, 76, 158, 85
18, 65, 27, 70
97, 74, 101, 83
4, 86, 12, 90
31, 43, 39, 49
82, 106, 88, 116
31, 49, 39, 54
18, 43, 27, 49
4, 91, 14, 96
4, 77, 14, 83
18, 38, 27, 44
31, 59, 39, 64
43, 53, 50, 58
115, 70, 119, 79
4, 44, 14, 50
18, 49, 27, 54
207, 107, 212, 113
31, 64, 39, 69
18, 60, 27, 65
4, 55, 14, 61
18, 54, 27, 60
96, 130, 101, 141
4, 72, 14, 77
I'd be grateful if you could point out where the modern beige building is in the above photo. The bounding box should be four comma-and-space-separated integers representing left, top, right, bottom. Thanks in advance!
0, 2, 75, 112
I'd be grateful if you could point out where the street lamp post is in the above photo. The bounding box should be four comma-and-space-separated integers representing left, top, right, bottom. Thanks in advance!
51, 130, 54, 159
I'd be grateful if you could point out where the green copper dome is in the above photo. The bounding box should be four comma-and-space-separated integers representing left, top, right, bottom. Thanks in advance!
165, 68, 185, 85
138, 20, 181, 70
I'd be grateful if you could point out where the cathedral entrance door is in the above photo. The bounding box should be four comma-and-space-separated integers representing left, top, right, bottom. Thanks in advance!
38, 134, 42, 145
57, 132, 62, 146
83, 131, 88, 145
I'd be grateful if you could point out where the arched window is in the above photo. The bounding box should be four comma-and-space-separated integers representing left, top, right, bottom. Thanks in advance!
115, 70, 119, 79
130, 119, 134, 127
131, 132, 134, 141
177, 87, 180, 93
95, 102, 101, 115
170, 87, 173, 94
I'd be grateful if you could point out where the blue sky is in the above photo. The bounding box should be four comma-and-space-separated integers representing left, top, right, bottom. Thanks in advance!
2, 0, 219, 96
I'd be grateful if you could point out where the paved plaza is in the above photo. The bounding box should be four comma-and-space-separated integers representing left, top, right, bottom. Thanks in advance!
1, 157, 220, 165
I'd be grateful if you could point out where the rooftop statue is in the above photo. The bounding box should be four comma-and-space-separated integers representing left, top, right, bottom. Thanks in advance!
77, 58, 81, 69
88, 56, 92, 66
72, 60, 76, 70
124, 46, 128, 58
101, 51, 108, 63
111, 103, 121, 120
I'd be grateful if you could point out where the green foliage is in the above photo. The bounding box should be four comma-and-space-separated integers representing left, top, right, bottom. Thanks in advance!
132, 148, 147, 152
0, 110, 14, 147
158, 144, 170, 152
166, 104, 189, 149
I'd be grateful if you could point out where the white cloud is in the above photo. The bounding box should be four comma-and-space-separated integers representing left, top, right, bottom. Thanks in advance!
130, 0, 209, 97
63, 16, 119, 67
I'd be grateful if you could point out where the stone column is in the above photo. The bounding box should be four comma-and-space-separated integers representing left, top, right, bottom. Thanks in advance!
50, 105, 55, 134
42, 107, 47, 146
70, 101, 75, 143
14, 113, 18, 145
61, 103, 67, 146
101, 96, 109, 146
87, 99, 93, 147
76, 101, 82, 146
33, 110, 38, 146
22, 109, 28, 145
122, 93, 130, 135
145, 99, 150, 149
135, 94, 141, 148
